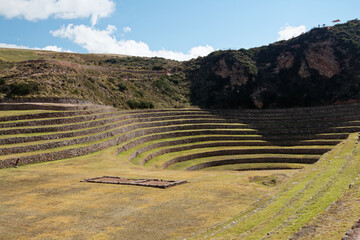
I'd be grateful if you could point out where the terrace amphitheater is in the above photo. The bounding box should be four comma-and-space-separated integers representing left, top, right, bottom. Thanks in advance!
1, 98, 360, 239
3, 20, 360, 239
0, 98, 357, 170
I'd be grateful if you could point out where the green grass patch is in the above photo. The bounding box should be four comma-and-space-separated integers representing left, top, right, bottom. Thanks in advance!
193, 133, 360, 239
0, 48, 41, 62
201, 162, 306, 171
167, 154, 320, 170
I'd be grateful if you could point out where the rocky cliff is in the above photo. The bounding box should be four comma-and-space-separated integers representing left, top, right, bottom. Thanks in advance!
186, 19, 360, 108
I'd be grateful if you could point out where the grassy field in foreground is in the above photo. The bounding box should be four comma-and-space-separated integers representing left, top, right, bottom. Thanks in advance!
192, 133, 360, 239
0, 145, 300, 240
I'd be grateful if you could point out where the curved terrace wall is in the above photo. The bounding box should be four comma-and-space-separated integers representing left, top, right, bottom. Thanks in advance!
1, 101, 360, 169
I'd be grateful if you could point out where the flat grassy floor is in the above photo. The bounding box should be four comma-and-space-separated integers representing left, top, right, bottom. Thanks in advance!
0, 145, 299, 240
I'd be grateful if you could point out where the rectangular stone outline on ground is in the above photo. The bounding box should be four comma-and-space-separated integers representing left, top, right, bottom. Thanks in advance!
81, 176, 187, 189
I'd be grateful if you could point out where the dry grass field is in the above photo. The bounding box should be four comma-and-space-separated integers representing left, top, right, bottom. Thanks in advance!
0, 145, 298, 240
1, 104, 360, 240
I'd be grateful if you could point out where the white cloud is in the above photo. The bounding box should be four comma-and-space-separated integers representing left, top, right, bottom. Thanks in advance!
122, 27, 131, 33
277, 24, 306, 41
51, 24, 214, 61
0, 0, 115, 25
0, 43, 71, 52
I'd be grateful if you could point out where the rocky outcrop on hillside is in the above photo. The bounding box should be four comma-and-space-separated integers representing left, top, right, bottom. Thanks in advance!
186, 20, 360, 109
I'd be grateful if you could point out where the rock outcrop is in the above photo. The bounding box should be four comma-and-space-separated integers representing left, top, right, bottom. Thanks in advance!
187, 20, 360, 109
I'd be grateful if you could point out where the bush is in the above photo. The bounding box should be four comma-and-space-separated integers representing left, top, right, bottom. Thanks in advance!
118, 82, 127, 92
134, 89, 144, 98
6, 82, 39, 97
152, 66, 164, 71
155, 76, 173, 95
127, 99, 154, 109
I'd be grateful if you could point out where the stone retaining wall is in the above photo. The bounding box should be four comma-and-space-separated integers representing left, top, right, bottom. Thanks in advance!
129, 139, 338, 164
0, 107, 115, 122
1, 101, 360, 169
186, 157, 319, 170
162, 148, 329, 168
0, 111, 212, 128
0, 116, 248, 135
0, 97, 95, 104
142, 145, 330, 165
0, 103, 102, 111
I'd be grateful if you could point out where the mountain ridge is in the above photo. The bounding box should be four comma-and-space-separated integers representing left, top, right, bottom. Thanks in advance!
1, 19, 360, 109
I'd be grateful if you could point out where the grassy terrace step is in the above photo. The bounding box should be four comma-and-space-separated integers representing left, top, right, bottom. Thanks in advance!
2, 113, 359, 136
194, 133, 360, 239
0, 102, 109, 111
0, 115, 243, 135
117, 129, 344, 153
0, 117, 255, 154
126, 137, 340, 163
0, 121, 253, 156
210, 102, 360, 115
2, 107, 360, 132
196, 113, 360, 122
0, 125, 259, 147
0, 110, 60, 118
161, 149, 327, 169
164, 154, 321, 170
139, 146, 330, 168
133, 141, 332, 166
208, 112, 360, 120
0, 106, 199, 122
0, 111, 248, 137
0, 117, 254, 142
199, 162, 307, 171
0, 109, 122, 127
0, 107, 115, 123
185, 156, 320, 170
0, 109, 210, 127
0, 123, 258, 168
164, 153, 321, 170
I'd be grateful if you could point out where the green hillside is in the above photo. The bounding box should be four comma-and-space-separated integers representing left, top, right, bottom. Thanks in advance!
0, 49, 189, 109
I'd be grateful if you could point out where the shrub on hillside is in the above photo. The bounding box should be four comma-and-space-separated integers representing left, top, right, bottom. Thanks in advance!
6, 82, 39, 97
152, 65, 164, 71
155, 76, 173, 95
127, 99, 154, 109
118, 82, 127, 92
0, 78, 6, 85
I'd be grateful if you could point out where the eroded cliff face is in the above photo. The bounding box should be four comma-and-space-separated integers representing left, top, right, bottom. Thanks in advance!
305, 39, 341, 78
188, 20, 360, 109
274, 51, 295, 73
272, 37, 341, 79
213, 57, 255, 90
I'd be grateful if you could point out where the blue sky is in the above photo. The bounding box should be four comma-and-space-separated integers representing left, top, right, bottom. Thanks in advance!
0, 0, 359, 60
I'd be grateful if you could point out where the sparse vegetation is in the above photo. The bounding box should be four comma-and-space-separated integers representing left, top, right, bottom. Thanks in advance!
126, 99, 154, 109
117, 81, 127, 92
4, 81, 39, 97
154, 76, 173, 95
